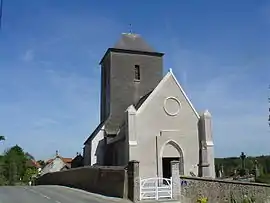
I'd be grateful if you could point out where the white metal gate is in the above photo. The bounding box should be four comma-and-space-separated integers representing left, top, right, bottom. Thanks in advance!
139, 177, 172, 200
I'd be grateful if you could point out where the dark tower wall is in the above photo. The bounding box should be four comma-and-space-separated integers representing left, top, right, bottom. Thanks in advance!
100, 33, 164, 135
100, 54, 111, 123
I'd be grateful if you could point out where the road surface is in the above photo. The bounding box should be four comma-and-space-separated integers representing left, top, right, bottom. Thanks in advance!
0, 185, 130, 203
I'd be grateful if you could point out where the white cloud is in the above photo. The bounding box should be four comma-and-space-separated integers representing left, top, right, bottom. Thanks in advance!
21, 49, 34, 62
33, 118, 59, 129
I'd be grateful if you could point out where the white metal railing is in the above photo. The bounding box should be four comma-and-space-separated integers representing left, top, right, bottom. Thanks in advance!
139, 177, 172, 200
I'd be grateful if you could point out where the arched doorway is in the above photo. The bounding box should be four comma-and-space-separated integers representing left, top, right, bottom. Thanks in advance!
160, 140, 184, 178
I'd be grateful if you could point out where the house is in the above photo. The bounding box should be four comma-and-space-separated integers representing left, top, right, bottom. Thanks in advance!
83, 33, 215, 179
71, 153, 84, 168
25, 159, 42, 176
26, 159, 41, 169
40, 151, 72, 176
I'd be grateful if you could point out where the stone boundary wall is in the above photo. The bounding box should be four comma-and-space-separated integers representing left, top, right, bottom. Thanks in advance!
181, 176, 270, 203
36, 165, 128, 198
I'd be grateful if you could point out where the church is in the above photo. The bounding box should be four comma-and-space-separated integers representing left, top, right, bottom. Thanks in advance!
83, 33, 215, 179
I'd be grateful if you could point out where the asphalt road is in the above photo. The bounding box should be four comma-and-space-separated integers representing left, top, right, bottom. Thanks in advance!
0, 185, 130, 203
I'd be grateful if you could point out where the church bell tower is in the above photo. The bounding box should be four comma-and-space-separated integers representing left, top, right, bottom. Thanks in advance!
99, 33, 164, 135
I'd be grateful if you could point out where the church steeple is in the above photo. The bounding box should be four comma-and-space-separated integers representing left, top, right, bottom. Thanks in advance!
99, 33, 164, 135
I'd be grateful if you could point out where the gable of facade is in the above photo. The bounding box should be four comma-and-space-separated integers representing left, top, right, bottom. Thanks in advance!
40, 156, 72, 176
41, 157, 65, 175
127, 70, 200, 178
136, 69, 199, 119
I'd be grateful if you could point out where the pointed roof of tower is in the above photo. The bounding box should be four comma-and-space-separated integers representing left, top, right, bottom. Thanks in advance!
113, 33, 156, 53
99, 33, 164, 64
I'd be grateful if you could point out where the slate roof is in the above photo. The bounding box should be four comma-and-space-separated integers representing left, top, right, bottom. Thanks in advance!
84, 89, 154, 145
26, 159, 41, 168
114, 33, 156, 53
134, 90, 153, 110
99, 33, 163, 65
84, 121, 105, 145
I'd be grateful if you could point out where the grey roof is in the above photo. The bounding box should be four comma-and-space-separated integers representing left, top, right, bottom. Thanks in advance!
134, 90, 153, 110
114, 33, 156, 53
84, 121, 105, 145
84, 90, 154, 145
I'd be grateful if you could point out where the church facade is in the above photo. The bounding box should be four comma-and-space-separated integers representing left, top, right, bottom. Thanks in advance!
83, 33, 215, 179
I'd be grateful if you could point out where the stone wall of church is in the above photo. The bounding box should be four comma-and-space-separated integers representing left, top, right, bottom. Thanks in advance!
36, 165, 128, 198
181, 176, 270, 203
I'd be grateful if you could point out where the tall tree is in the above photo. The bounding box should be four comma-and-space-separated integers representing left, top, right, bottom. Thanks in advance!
25, 152, 35, 160
0, 135, 5, 141
3, 145, 27, 185
0, 136, 5, 185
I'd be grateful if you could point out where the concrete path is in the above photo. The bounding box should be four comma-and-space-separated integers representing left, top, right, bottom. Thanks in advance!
0, 185, 131, 203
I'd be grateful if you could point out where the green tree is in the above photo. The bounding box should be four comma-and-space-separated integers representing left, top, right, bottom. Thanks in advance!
0, 135, 5, 141
3, 145, 27, 185
37, 160, 46, 168
0, 155, 6, 185
25, 152, 35, 160
23, 167, 38, 182
215, 154, 270, 183
0, 137, 6, 185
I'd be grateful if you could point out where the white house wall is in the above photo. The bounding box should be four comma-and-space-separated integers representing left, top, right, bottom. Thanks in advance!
40, 157, 66, 176
90, 128, 105, 166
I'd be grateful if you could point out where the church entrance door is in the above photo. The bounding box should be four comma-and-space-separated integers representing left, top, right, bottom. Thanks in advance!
160, 140, 184, 178
162, 157, 179, 179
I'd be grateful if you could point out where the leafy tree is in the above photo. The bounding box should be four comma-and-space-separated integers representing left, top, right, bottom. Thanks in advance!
25, 152, 35, 160
215, 154, 270, 183
23, 167, 38, 182
3, 145, 27, 185
37, 160, 46, 168
0, 155, 6, 185
0, 135, 5, 141
0, 143, 41, 185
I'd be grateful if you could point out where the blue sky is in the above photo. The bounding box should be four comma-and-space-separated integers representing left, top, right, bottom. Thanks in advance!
0, 0, 269, 160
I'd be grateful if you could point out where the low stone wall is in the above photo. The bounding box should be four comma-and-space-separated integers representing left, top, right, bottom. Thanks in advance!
36, 165, 128, 198
181, 176, 270, 203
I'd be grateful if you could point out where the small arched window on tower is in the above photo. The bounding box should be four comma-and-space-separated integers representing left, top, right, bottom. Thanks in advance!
134, 65, 140, 81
